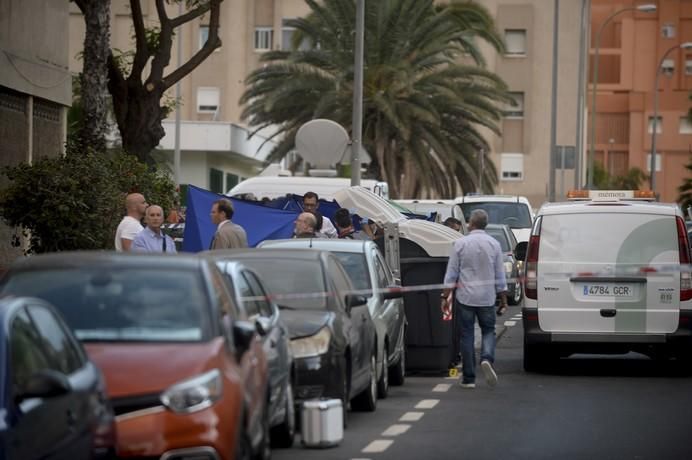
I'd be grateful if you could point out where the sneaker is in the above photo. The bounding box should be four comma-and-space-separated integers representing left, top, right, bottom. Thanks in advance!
459, 381, 475, 389
481, 360, 498, 387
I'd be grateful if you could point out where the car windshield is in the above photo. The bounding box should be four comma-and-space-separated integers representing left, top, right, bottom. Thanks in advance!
460, 202, 532, 229
486, 228, 511, 252
236, 259, 327, 310
1, 268, 208, 342
333, 252, 371, 293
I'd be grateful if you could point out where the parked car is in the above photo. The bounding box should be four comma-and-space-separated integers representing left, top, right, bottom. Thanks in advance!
0, 252, 270, 460
455, 194, 535, 243
485, 224, 524, 306
208, 248, 378, 423
210, 259, 295, 447
259, 239, 406, 397
0, 296, 116, 460
517, 191, 692, 371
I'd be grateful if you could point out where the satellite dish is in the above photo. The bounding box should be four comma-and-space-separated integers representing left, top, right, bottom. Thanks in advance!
295, 119, 350, 168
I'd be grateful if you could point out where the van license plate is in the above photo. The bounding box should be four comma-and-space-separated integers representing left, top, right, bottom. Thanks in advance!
582, 284, 633, 298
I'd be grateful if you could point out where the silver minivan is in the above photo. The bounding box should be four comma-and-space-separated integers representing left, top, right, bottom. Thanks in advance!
517, 192, 692, 371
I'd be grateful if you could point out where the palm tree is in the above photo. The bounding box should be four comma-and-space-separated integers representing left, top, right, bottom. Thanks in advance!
240, 0, 511, 198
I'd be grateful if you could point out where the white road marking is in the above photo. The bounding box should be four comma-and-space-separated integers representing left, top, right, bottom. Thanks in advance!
382, 424, 411, 436
362, 440, 393, 453
513, 314, 522, 319
400, 411, 424, 422
504, 320, 517, 326
415, 399, 439, 409
432, 384, 452, 392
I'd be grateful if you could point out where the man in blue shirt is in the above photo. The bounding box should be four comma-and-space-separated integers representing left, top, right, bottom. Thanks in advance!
442, 209, 507, 389
132, 205, 177, 253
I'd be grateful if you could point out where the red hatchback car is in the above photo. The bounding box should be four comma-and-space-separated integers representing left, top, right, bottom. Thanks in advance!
0, 252, 271, 460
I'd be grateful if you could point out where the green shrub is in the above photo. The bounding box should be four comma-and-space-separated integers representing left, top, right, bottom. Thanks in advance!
0, 143, 176, 254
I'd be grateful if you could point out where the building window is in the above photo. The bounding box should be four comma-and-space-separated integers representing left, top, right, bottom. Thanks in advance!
226, 173, 239, 191
254, 27, 273, 51
210, 168, 224, 193
199, 25, 209, 50
197, 87, 219, 113
646, 153, 661, 172
504, 29, 527, 56
501, 153, 524, 181
685, 58, 692, 76
680, 117, 692, 135
504, 92, 524, 118
647, 116, 662, 134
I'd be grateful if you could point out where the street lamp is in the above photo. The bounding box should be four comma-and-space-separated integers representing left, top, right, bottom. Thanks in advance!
649, 41, 692, 194
587, 3, 656, 189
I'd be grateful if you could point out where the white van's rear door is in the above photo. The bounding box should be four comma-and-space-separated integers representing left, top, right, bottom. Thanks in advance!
537, 211, 680, 334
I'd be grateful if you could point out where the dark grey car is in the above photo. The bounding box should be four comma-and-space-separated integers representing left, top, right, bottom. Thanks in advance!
206, 248, 378, 422
486, 223, 524, 305
210, 259, 295, 448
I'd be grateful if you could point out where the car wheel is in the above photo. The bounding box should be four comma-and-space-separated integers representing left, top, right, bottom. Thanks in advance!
523, 339, 550, 373
270, 381, 295, 448
377, 343, 389, 399
508, 279, 523, 305
352, 353, 377, 412
389, 344, 405, 386
255, 401, 271, 460
234, 412, 252, 460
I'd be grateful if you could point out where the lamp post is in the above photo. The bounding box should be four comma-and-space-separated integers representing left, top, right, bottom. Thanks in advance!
587, 3, 656, 189
649, 41, 692, 194
351, 0, 364, 186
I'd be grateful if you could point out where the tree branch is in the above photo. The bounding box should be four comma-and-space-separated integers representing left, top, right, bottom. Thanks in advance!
129, 0, 149, 80
148, 0, 173, 84
162, 0, 223, 90
171, 1, 212, 28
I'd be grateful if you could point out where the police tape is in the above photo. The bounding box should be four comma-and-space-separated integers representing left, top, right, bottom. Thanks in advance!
238, 263, 692, 303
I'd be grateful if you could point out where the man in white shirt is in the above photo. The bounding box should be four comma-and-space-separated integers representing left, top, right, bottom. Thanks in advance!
115, 193, 147, 251
302, 191, 337, 238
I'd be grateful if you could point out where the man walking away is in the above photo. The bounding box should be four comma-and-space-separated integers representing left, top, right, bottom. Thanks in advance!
209, 199, 248, 249
302, 191, 337, 238
115, 193, 147, 252
132, 205, 177, 253
442, 209, 507, 389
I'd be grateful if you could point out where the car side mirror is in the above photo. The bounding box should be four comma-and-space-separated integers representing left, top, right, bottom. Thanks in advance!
232, 320, 256, 357
382, 286, 403, 300
255, 316, 272, 336
16, 369, 70, 401
345, 293, 368, 308
515, 241, 528, 262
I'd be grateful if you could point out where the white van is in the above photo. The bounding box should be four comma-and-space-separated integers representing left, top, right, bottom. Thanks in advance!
228, 176, 389, 200
454, 195, 534, 243
517, 190, 692, 371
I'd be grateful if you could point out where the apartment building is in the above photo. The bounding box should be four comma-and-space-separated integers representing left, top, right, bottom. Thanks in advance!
590, 0, 692, 203
0, 0, 71, 267
68, 1, 585, 205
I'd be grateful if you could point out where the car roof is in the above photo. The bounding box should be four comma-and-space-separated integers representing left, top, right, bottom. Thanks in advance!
202, 247, 329, 263
259, 238, 374, 254
7, 251, 207, 271
536, 200, 681, 217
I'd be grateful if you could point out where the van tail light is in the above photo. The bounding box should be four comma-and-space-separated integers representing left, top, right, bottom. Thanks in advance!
676, 217, 692, 301
524, 234, 540, 300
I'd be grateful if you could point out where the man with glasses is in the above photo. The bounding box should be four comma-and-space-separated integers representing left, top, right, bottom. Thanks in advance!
115, 193, 147, 251
302, 191, 337, 238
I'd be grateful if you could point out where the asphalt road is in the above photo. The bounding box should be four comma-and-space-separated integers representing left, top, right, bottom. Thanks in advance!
274, 306, 692, 460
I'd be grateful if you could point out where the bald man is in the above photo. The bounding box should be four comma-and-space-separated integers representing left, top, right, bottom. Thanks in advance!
132, 205, 177, 253
293, 212, 318, 238
115, 193, 147, 251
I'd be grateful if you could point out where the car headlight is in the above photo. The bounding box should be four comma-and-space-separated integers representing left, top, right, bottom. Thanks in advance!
504, 261, 513, 275
160, 369, 222, 413
289, 327, 331, 358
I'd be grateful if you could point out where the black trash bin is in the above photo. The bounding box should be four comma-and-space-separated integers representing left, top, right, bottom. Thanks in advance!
398, 238, 458, 373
